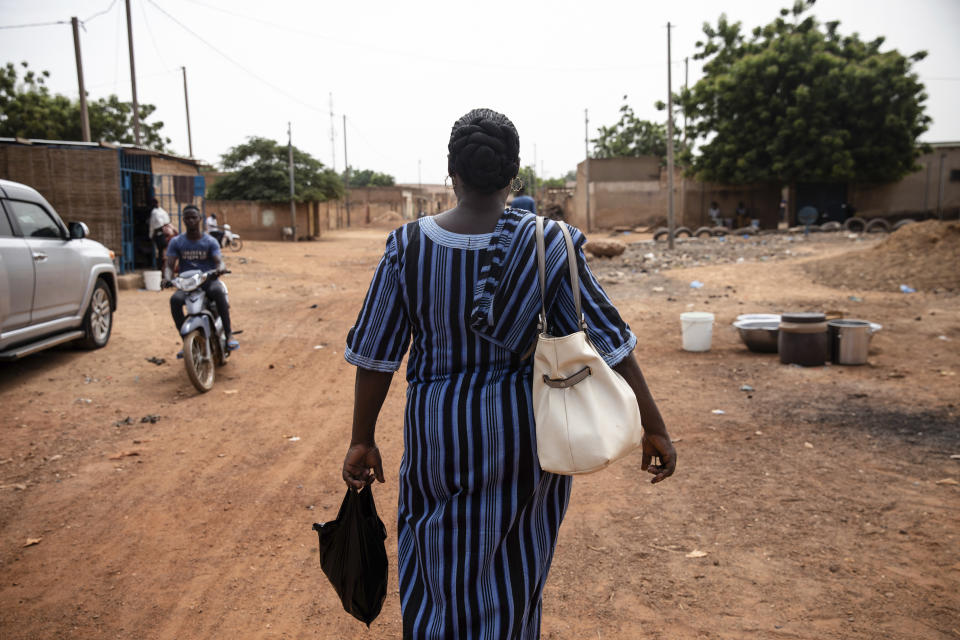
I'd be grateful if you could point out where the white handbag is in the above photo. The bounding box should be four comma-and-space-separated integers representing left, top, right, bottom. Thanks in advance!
532, 217, 644, 475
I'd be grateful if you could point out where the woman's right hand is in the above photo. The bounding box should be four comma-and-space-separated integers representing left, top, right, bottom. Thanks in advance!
342, 442, 385, 491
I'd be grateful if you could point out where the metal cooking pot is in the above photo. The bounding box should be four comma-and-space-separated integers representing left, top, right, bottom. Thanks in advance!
828, 319, 880, 365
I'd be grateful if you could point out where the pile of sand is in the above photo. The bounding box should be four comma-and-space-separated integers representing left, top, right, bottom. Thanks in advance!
367, 211, 405, 229
805, 220, 960, 292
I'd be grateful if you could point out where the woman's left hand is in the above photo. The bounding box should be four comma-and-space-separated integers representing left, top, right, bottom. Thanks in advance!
342, 442, 385, 491
641, 432, 676, 484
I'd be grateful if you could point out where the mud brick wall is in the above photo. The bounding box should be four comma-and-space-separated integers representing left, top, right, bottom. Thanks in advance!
0, 145, 123, 253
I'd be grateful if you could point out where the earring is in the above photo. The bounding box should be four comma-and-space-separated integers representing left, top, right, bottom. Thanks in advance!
444, 176, 451, 187
511, 177, 523, 192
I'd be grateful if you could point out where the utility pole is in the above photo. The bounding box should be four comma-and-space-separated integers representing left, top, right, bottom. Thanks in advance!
71, 17, 91, 142
288, 122, 297, 239
124, 0, 141, 146
937, 152, 946, 220
329, 93, 336, 171
584, 108, 592, 232
181, 66, 193, 157
683, 56, 689, 147
343, 114, 350, 228
666, 22, 676, 250
680, 55, 689, 231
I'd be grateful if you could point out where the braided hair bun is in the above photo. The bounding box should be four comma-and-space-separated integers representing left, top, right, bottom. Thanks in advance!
447, 108, 520, 194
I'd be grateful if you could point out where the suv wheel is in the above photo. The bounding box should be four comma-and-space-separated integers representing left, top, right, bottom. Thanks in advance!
78, 279, 113, 349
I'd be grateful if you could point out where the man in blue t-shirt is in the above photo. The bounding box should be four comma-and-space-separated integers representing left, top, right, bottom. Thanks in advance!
163, 205, 236, 349
510, 186, 536, 214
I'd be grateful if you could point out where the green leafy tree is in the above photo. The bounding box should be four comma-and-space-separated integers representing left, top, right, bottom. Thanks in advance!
342, 167, 395, 187
207, 136, 343, 202
679, 1, 930, 183
541, 177, 566, 188
591, 98, 679, 160
0, 61, 170, 150
85, 94, 170, 150
562, 169, 577, 182
0, 62, 74, 139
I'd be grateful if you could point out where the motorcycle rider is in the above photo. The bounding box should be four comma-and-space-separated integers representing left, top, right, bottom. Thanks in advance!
162, 205, 237, 351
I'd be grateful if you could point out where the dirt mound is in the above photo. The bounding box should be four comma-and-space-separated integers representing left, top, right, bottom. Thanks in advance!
584, 239, 626, 258
368, 210, 406, 229
805, 220, 960, 292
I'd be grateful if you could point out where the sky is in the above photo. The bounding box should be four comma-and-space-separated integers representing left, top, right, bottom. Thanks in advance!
1, 0, 958, 184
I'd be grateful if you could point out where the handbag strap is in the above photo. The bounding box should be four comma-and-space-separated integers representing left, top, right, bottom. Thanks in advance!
534, 216, 583, 333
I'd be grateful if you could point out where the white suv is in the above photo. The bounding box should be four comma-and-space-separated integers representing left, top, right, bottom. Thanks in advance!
0, 179, 117, 360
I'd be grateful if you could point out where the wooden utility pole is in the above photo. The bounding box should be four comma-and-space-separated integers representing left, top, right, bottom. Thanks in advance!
666, 22, 676, 250
329, 93, 336, 171
680, 55, 689, 229
288, 122, 297, 239
584, 108, 592, 232
71, 17, 91, 142
181, 67, 194, 157
343, 114, 350, 227
124, 0, 141, 145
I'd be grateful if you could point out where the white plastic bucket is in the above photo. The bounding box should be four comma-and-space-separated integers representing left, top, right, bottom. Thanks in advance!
143, 270, 162, 291
681, 311, 715, 352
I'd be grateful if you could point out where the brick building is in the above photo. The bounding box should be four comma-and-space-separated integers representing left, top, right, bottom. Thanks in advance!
0, 139, 203, 272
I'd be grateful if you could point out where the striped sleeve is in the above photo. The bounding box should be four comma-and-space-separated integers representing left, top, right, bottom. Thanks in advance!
548, 224, 637, 367
344, 233, 411, 372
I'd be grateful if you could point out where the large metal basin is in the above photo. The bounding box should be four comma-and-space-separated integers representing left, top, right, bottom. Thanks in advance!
732, 319, 780, 353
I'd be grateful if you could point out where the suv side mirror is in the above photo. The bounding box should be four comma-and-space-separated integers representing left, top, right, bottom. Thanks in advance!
68, 221, 89, 239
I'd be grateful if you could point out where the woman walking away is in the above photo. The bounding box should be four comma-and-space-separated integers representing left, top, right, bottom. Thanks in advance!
342, 108, 676, 639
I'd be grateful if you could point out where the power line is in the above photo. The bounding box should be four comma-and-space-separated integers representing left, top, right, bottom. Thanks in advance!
144, 0, 333, 116
344, 116, 403, 167
181, 0, 683, 73
83, 0, 119, 24
137, 0, 173, 72
0, 20, 69, 30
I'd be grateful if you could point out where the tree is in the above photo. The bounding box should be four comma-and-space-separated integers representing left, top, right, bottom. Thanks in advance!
591, 98, 679, 160
541, 177, 566, 189
207, 137, 343, 202
0, 62, 74, 140
342, 167, 395, 187
0, 61, 170, 150
86, 94, 170, 150
679, 1, 930, 184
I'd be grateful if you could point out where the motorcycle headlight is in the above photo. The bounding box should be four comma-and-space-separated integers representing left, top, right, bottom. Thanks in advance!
176, 274, 202, 292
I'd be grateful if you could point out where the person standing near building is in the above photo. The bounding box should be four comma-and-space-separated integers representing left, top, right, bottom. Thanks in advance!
510, 185, 536, 213
148, 198, 171, 265
205, 212, 224, 246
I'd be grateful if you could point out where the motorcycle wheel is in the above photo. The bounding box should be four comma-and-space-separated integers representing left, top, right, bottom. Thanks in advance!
183, 330, 215, 392
229, 237, 243, 252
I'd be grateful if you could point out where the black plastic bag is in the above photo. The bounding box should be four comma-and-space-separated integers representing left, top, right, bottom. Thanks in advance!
312, 487, 388, 626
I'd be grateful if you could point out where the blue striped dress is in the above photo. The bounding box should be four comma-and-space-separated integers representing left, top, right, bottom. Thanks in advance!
345, 209, 636, 639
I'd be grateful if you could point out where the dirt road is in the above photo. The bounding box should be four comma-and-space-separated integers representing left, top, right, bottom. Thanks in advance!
1, 228, 958, 639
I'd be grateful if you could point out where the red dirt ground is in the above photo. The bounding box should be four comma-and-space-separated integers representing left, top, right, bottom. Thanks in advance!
1, 229, 958, 639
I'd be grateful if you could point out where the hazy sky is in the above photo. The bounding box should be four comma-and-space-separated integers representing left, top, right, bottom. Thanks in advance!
2, 0, 958, 184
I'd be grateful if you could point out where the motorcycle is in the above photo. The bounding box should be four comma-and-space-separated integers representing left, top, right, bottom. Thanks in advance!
219, 224, 242, 252
167, 269, 232, 392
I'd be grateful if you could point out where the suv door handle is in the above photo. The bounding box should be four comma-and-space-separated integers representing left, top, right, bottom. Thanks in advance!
33, 253, 48, 262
